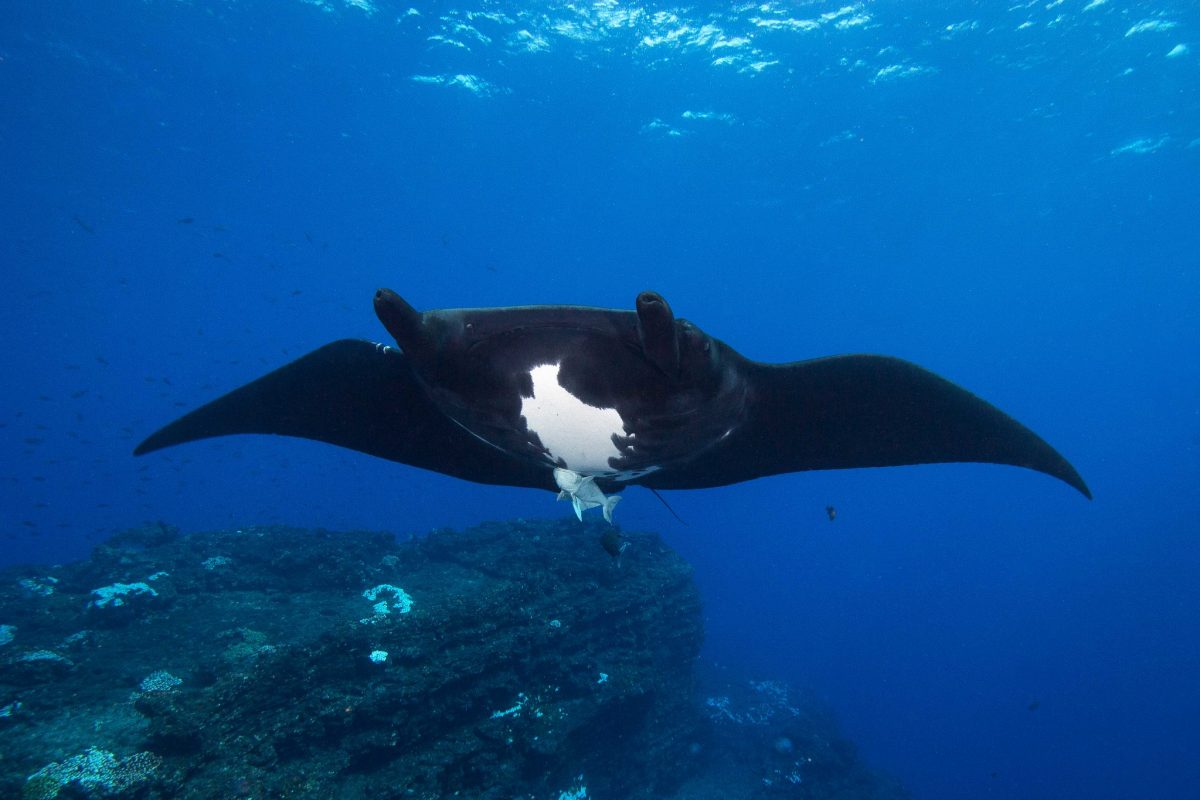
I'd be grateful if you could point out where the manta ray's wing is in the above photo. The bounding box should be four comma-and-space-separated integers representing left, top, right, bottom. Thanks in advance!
642, 354, 1091, 498
134, 339, 554, 491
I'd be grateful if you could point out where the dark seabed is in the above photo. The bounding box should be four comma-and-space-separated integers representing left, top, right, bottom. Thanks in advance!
1, 1, 1198, 799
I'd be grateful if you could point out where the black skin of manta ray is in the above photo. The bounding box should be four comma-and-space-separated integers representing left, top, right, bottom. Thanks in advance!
134, 289, 1091, 500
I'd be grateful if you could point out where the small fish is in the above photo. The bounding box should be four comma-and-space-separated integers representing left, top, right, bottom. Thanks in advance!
599, 529, 629, 561
1027, 700, 1040, 712
72, 215, 94, 234
826, 505, 837, 522
555, 467, 620, 523
176, 217, 194, 224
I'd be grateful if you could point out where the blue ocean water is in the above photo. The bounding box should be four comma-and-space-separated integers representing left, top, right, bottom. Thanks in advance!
2, 0, 1197, 797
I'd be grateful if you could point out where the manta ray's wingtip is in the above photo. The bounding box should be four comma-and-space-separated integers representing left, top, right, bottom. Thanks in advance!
1057, 463, 1092, 500
1010, 440, 1090, 499
1014, 427, 1090, 499
132, 431, 170, 457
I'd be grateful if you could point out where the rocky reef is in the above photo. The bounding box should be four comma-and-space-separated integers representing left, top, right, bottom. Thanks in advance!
0, 519, 906, 799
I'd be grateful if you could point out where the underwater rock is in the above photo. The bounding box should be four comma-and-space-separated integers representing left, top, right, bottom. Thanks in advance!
683, 668, 909, 799
0, 519, 703, 799
0, 519, 905, 799
2, 649, 74, 687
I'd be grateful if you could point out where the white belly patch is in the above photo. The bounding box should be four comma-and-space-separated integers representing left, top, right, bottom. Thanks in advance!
520, 362, 624, 475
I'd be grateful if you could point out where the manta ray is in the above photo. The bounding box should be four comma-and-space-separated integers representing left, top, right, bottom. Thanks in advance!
135, 290, 1090, 518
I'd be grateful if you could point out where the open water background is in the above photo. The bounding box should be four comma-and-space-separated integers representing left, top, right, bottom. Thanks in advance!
2, 2, 1198, 797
